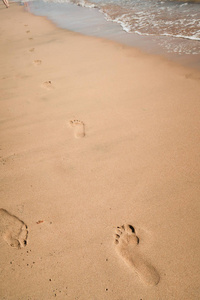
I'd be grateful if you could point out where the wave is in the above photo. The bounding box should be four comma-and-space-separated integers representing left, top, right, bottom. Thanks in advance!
63, 0, 200, 42
21, 0, 200, 43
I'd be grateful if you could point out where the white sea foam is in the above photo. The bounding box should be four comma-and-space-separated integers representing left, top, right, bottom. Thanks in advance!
107, 14, 200, 42
161, 32, 200, 41
101, 5, 200, 43
76, 0, 98, 9
180, 3, 188, 7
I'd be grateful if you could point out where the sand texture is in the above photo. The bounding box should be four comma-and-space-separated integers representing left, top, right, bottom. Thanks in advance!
0, 3, 200, 299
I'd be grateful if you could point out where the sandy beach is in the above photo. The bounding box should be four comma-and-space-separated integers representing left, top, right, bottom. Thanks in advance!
0, 2, 200, 299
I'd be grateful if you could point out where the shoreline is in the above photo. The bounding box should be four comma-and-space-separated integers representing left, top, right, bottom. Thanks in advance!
23, 0, 200, 70
1, 2, 200, 299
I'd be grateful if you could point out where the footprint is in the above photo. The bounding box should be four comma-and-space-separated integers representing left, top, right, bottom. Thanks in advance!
42, 80, 54, 90
0, 209, 28, 249
33, 60, 42, 66
114, 224, 160, 286
69, 120, 85, 138
29, 38, 33, 40
29, 48, 35, 52
185, 73, 200, 81
26, 30, 30, 33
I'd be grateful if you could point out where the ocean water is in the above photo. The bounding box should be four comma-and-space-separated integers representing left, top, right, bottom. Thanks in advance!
20, 0, 200, 66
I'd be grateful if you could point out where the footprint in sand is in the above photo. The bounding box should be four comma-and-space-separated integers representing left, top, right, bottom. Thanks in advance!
29, 38, 33, 40
69, 120, 85, 138
29, 48, 35, 52
33, 60, 42, 66
114, 224, 160, 286
42, 80, 54, 90
0, 209, 28, 249
185, 73, 200, 81
26, 30, 30, 34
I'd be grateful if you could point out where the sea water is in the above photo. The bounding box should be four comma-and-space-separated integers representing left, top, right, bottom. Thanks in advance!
18, 0, 200, 67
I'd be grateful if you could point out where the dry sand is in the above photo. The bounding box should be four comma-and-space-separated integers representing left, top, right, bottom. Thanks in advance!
0, 2, 200, 299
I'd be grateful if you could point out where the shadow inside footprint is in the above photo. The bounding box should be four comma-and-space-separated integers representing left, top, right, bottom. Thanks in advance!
69, 120, 85, 138
42, 80, 54, 90
114, 224, 160, 286
0, 209, 28, 249
33, 60, 42, 66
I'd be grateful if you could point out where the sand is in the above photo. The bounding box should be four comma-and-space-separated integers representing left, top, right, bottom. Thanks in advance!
0, 2, 200, 299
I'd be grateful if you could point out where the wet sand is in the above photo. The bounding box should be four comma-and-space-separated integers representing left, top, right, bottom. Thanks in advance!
0, 2, 200, 299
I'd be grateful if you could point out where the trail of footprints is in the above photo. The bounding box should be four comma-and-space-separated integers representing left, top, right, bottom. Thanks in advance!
26, 25, 52, 90
0, 23, 159, 288
26, 25, 86, 138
